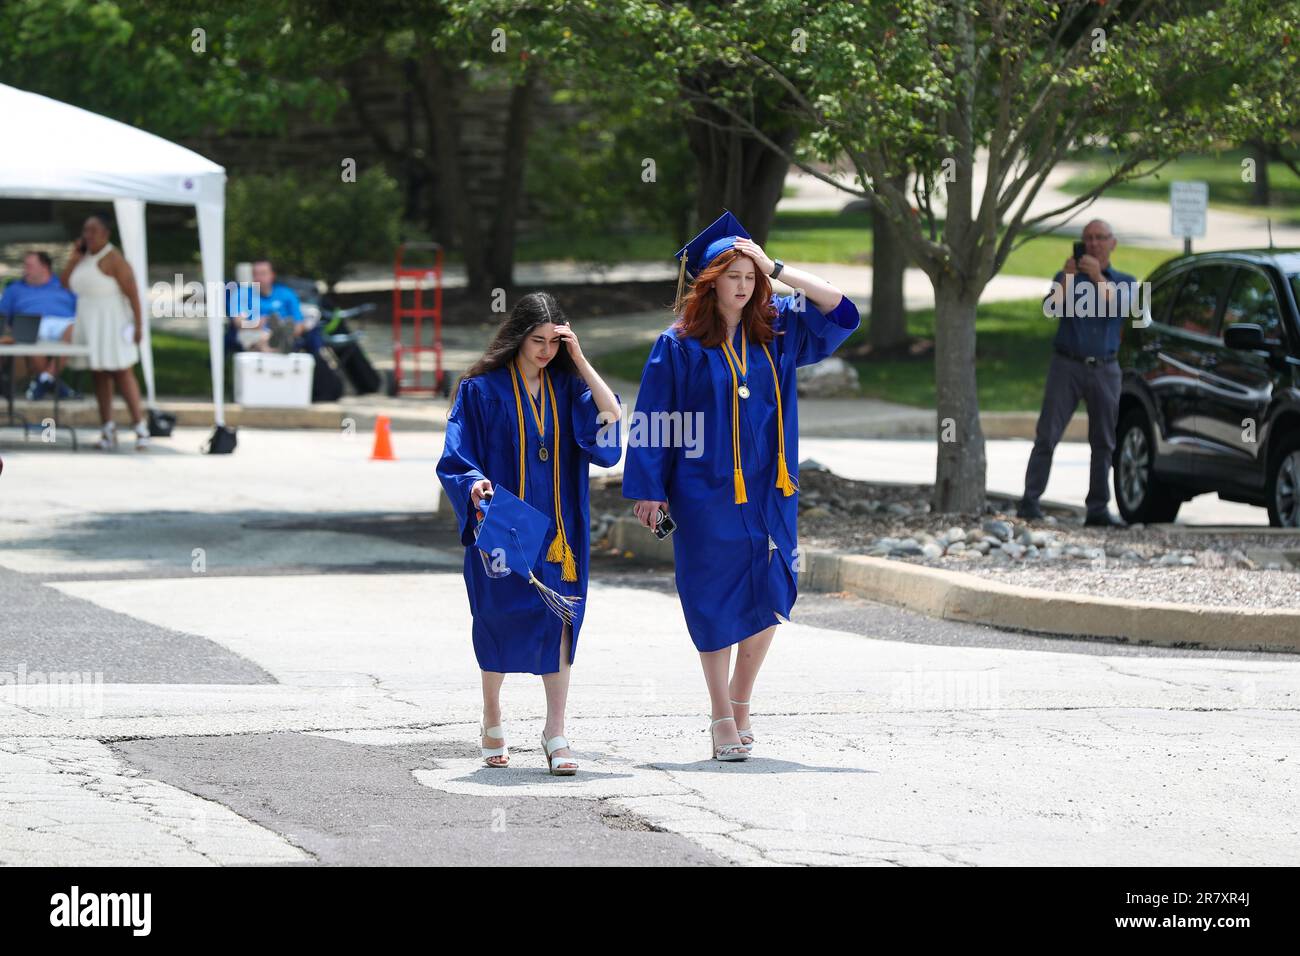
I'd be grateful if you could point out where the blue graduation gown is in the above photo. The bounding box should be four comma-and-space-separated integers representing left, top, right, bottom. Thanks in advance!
622, 293, 860, 651
437, 367, 622, 674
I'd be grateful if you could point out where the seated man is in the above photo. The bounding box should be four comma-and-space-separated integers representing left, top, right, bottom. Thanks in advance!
224, 258, 322, 355
0, 251, 81, 399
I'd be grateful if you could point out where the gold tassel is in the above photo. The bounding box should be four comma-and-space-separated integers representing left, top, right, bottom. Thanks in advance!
733, 467, 748, 504
673, 252, 688, 314
560, 540, 578, 582
547, 531, 565, 563
775, 453, 798, 496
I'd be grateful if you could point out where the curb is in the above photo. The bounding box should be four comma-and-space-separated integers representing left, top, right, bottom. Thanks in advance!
10, 396, 1073, 440
600, 516, 1300, 654
5, 399, 447, 433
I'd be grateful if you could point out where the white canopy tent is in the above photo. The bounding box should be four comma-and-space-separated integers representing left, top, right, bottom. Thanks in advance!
0, 83, 230, 435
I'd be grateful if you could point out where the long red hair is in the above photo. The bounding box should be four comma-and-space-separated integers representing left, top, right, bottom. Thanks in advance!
673, 248, 777, 347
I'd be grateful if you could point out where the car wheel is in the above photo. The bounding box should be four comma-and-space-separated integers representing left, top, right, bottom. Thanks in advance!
1115, 408, 1182, 524
1266, 435, 1300, 528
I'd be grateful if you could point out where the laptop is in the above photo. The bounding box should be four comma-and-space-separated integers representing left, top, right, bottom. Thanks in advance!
6, 313, 42, 344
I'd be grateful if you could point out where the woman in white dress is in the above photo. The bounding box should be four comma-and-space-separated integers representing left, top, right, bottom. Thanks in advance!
61, 213, 149, 450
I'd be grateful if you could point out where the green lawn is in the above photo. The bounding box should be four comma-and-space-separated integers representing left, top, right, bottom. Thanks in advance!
843, 297, 1058, 411
518, 207, 1178, 278
596, 296, 1065, 412
1061, 150, 1300, 225
62, 331, 233, 400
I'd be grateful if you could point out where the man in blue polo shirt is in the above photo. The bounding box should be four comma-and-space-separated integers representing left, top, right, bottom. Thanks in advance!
224, 258, 321, 354
0, 251, 80, 400
1019, 220, 1136, 527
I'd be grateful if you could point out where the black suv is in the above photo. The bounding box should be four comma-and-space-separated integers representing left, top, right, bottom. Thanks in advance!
1115, 249, 1300, 526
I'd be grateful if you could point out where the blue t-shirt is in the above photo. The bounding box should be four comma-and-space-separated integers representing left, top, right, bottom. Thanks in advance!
1045, 264, 1136, 358
227, 282, 303, 327
0, 276, 77, 320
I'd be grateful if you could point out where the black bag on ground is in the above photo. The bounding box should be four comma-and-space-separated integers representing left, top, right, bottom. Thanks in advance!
323, 315, 381, 395
311, 353, 344, 402
332, 338, 381, 394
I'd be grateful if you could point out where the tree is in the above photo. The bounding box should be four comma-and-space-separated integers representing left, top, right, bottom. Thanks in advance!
588, 0, 1300, 513
0, 0, 337, 138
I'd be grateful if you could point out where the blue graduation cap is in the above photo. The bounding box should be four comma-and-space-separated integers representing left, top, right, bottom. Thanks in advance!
474, 486, 583, 624
674, 210, 752, 311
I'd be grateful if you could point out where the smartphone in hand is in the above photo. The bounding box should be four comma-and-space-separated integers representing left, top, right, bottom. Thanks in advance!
1072, 240, 1085, 266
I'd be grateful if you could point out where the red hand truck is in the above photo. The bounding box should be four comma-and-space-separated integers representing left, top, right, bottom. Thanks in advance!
389, 241, 448, 397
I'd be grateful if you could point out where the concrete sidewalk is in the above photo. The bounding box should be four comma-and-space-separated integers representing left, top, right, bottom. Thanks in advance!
2, 426, 1298, 866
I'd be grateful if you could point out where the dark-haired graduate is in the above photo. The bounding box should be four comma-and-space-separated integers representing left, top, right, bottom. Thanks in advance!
437, 292, 621, 774
622, 212, 860, 762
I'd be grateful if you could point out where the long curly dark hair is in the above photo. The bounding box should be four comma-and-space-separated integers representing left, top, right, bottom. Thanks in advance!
456, 291, 577, 390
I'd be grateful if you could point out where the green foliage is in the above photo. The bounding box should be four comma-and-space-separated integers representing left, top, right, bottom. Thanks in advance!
524, 85, 695, 256
226, 169, 403, 289
0, 0, 341, 137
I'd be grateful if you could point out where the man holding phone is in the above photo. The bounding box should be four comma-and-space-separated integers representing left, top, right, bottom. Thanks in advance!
1019, 219, 1134, 527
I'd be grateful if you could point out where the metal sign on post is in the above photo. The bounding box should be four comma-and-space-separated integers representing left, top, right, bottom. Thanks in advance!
1170, 180, 1208, 255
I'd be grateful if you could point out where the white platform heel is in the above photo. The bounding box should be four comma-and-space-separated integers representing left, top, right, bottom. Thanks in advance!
731, 698, 755, 753
542, 734, 578, 776
480, 722, 508, 768
709, 715, 749, 762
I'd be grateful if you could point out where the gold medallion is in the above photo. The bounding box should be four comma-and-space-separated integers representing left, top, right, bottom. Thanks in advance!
539, 447, 549, 462
737, 384, 751, 399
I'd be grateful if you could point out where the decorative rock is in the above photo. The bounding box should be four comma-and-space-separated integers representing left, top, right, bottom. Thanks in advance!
921, 543, 944, 559
796, 356, 860, 397
947, 527, 967, 543
1000, 541, 1026, 559
982, 519, 1013, 542
886, 502, 913, 516
946, 542, 967, 555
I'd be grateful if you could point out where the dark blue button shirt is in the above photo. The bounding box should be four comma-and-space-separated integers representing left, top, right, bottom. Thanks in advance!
1045, 265, 1136, 358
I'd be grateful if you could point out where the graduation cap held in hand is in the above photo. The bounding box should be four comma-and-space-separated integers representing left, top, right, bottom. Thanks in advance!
475, 485, 583, 625
674, 210, 752, 312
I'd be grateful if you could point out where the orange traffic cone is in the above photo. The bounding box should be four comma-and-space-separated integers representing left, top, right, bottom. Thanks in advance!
370, 415, 396, 461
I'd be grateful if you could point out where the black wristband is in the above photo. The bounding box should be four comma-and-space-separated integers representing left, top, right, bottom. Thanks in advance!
769, 258, 784, 280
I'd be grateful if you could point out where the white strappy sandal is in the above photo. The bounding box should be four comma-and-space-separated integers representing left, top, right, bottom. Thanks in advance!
541, 734, 578, 776
731, 698, 755, 753
480, 721, 508, 768
709, 715, 749, 762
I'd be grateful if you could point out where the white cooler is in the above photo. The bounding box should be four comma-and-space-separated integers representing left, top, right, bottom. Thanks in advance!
233, 352, 315, 407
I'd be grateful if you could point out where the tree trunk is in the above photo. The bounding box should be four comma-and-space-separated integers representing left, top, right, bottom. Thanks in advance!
486, 64, 538, 290
869, 191, 907, 350
931, 277, 986, 514
423, 55, 490, 294
684, 94, 795, 245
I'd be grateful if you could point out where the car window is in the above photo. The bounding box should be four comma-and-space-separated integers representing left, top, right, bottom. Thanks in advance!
1167, 265, 1233, 336
1147, 272, 1184, 327
1222, 268, 1285, 344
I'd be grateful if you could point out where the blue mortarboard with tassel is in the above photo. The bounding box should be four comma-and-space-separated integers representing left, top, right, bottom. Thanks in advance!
475, 486, 583, 625
673, 210, 752, 312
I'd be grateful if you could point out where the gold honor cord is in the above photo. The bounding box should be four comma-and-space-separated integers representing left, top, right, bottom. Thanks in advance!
507, 361, 578, 582
718, 327, 798, 505
719, 327, 749, 504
